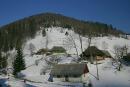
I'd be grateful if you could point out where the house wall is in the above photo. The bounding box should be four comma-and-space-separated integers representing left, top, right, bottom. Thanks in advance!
96, 56, 104, 61
53, 73, 89, 83
81, 73, 89, 83
53, 77, 82, 82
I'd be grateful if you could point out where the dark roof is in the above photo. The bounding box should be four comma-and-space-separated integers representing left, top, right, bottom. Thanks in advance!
101, 50, 111, 57
50, 63, 89, 77
82, 46, 104, 57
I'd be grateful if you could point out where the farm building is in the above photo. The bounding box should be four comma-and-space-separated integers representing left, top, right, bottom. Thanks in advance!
49, 63, 89, 83
81, 46, 111, 61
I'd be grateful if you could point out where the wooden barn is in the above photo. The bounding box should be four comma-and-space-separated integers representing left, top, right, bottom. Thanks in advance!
81, 46, 111, 61
49, 63, 89, 83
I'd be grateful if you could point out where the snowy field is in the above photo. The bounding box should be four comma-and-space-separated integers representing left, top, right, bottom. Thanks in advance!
1, 58, 130, 87
22, 58, 130, 87
1, 27, 130, 87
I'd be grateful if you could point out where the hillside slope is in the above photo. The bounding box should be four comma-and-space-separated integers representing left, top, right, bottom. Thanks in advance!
1, 27, 130, 87
23, 27, 130, 57
0, 13, 125, 52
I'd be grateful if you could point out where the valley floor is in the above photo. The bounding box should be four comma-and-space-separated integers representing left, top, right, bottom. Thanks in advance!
0, 58, 130, 87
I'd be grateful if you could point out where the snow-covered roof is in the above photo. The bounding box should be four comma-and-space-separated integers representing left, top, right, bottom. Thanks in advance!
50, 63, 89, 77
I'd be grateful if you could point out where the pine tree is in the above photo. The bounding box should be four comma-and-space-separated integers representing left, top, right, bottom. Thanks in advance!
13, 47, 26, 77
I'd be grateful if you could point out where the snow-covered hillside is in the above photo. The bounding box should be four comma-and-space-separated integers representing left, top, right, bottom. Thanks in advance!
23, 27, 130, 57
1, 27, 130, 87
23, 27, 87, 55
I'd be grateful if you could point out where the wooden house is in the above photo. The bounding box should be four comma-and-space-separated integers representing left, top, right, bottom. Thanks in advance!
49, 63, 89, 83
81, 46, 111, 61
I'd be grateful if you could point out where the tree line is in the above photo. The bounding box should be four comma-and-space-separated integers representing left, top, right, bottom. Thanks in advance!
0, 12, 125, 52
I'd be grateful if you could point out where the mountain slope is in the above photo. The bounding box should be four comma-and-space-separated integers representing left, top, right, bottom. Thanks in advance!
0, 12, 125, 52
21, 27, 130, 87
0, 26, 130, 87
23, 27, 130, 57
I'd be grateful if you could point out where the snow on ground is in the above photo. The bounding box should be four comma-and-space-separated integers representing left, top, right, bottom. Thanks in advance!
23, 27, 130, 58
88, 59, 130, 87
24, 55, 43, 67
23, 27, 88, 55
92, 36, 130, 57
26, 81, 83, 87
1, 58, 130, 87
1, 27, 130, 87
20, 55, 130, 87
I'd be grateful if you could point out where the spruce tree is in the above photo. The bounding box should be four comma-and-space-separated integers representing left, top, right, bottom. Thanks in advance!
13, 47, 26, 77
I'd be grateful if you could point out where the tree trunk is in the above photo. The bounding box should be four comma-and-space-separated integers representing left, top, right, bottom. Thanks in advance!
88, 37, 93, 63
70, 34, 79, 57
118, 63, 122, 71
46, 33, 48, 49
96, 56, 99, 80
79, 35, 83, 58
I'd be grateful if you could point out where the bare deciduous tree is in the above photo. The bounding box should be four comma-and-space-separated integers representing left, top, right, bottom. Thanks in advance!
86, 33, 93, 64
63, 33, 79, 57
45, 32, 49, 50
29, 43, 35, 56
113, 45, 128, 71
102, 41, 108, 50
79, 34, 83, 59
86, 33, 100, 80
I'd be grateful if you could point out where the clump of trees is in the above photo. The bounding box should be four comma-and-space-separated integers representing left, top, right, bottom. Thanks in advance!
0, 13, 125, 53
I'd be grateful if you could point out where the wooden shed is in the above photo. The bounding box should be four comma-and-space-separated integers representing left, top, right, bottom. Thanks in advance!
50, 63, 89, 82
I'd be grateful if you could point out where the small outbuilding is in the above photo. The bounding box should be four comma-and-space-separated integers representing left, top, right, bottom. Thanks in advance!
49, 63, 89, 83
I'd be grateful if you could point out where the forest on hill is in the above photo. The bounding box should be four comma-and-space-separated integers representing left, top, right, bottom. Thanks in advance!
0, 13, 125, 52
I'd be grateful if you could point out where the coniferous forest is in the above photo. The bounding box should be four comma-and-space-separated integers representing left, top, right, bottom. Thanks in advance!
0, 13, 125, 53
